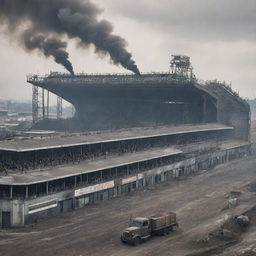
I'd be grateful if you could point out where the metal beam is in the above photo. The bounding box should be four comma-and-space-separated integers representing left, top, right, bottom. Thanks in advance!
57, 96, 63, 119
32, 86, 39, 124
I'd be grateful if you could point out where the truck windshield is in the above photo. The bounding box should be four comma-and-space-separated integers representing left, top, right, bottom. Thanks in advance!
131, 220, 143, 227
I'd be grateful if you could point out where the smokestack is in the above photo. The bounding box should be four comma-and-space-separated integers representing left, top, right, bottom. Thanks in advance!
0, 0, 140, 74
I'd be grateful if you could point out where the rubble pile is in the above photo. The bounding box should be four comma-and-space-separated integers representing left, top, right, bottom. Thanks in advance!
198, 215, 250, 245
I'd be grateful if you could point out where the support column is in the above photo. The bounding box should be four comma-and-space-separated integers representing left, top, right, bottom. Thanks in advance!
136, 180, 139, 189
10, 186, 13, 199
46, 90, 49, 119
32, 85, 39, 124
42, 88, 45, 119
57, 96, 63, 119
203, 95, 207, 123
74, 176, 77, 188
26, 186, 28, 199
63, 179, 66, 190
46, 182, 49, 195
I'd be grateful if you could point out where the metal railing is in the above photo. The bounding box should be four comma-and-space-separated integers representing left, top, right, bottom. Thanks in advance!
27, 72, 194, 86
26, 72, 248, 107
201, 79, 249, 106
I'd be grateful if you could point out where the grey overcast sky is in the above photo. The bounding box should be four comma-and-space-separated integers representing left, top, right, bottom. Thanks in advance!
0, 0, 256, 101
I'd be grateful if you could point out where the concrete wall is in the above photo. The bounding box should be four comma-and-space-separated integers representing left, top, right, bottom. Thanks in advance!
30, 75, 249, 139
32, 78, 218, 131
0, 200, 25, 228
197, 82, 250, 141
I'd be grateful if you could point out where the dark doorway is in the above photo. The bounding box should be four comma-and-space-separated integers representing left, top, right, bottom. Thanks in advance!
2, 211, 11, 228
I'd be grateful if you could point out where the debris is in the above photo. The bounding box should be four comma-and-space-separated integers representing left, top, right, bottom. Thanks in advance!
228, 191, 242, 198
237, 215, 250, 227
239, 250, 256, 256
228, 198, 238, 208
222, 215, 250, 233
197, 214, 251, 246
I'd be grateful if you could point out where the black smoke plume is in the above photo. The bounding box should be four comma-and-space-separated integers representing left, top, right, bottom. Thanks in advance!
24, 30, 74, 75
0, 0, 140, 75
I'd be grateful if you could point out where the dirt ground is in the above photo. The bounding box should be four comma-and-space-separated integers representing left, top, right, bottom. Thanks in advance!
0, 152, 256, 256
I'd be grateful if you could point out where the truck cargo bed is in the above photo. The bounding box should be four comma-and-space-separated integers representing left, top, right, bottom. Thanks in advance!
150, 212, 176, 231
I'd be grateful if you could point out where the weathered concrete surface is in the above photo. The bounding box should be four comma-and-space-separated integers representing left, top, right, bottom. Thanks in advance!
0, 123, 231, 152
28, 74, 217, 130
0, 147, 182, 185
28, 74, 250, 141
196, 82, 250, 141
0, 154, 256, 256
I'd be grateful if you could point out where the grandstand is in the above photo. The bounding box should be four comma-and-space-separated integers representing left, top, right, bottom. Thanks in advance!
0, 56, 251, 227
0, 122, 251, 227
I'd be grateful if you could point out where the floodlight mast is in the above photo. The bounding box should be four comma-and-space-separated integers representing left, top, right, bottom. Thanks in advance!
170, 55, 194, 79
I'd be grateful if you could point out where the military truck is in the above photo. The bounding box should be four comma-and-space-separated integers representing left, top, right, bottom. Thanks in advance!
121, 212, 178, 245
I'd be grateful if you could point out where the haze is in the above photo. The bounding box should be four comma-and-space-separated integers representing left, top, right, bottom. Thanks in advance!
0, 0, 255, 100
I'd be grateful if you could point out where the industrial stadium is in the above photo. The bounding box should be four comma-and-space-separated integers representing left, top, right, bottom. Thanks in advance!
2, 0, 256, 254
0, 55, 252, 232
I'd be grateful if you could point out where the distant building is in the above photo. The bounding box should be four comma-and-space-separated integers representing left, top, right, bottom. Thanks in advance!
0, 110, 8, 117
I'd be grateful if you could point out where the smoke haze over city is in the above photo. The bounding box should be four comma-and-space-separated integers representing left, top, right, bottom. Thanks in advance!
0, 0, 255, 100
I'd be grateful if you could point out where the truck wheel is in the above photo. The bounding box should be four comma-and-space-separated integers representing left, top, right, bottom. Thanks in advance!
163, 228, 169, 236
172, 224, 178, 231
133, 237, 141, 246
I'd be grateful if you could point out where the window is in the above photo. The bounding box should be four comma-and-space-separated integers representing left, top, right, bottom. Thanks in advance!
143, 221, 148, 227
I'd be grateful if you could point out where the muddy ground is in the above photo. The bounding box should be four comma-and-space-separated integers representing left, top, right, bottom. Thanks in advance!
0, 153, 256, 256
1, 120, 256, 256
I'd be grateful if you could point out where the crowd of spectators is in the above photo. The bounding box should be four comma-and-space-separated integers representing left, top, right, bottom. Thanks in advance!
0, 132, 227, 175
0, 143, 152, 174
6, 153, 185, 199
0, 130, 16, 140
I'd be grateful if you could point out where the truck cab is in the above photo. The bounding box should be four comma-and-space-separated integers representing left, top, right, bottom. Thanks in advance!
121, 217, 151, 245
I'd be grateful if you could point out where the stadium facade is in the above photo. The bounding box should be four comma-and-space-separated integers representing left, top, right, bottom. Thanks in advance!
0, 56, 251, 227
27, 55, 250, 141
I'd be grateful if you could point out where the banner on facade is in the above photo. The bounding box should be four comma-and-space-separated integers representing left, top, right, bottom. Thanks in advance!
121, 176, 137, 185
75, 181, 114, 197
